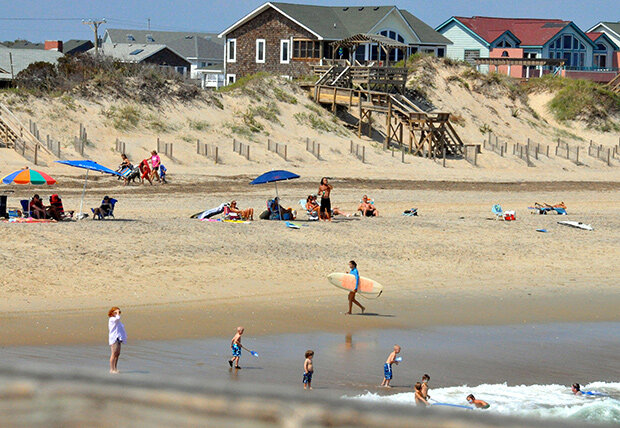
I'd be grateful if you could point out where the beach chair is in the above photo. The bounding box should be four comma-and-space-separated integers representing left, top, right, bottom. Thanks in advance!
91, 198, 117, 220
492, 204, 503, 220
20, 200, 32, 218
299, 199, 319, 221
222, 205, 240, 220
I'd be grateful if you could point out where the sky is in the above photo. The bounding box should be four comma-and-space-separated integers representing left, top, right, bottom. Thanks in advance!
0, 0, 617, 42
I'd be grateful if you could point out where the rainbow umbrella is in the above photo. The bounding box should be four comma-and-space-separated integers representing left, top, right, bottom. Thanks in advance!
2, 168, 56, 185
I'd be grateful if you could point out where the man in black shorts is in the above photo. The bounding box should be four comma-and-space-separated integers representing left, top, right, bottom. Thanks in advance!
318, 177, 333, 222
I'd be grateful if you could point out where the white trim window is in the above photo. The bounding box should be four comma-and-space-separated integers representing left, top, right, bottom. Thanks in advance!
280, 39, 290, 64
256, 39, 266, 63
226, 74, 236, 85
227, 38, 236, 63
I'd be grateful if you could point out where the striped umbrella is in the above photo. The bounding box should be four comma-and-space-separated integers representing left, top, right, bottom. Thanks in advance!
2, 167, 56, 185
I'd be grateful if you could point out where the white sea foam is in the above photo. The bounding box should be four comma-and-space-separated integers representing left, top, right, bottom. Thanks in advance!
345, 382, 620, 423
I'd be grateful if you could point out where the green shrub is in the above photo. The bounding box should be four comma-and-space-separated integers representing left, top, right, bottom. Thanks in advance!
273, 87, 297, 104
102, 104, 142, 130
188, 119, 210, 131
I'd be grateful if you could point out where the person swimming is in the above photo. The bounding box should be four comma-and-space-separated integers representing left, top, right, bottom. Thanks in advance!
572, 383, 583, 395
466, 394, 490, 409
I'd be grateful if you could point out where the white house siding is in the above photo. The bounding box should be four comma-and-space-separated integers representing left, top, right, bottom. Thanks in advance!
371, 9, 421, 44
439, 21, 489, 72
590, 24, 620, 50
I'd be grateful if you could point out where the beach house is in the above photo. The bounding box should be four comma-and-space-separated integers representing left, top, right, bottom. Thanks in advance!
102, 29, 224, 84
436, 16, 619, 81
218, 2, 451, 83
586, 21, 620, 68
94, 43, 191, 75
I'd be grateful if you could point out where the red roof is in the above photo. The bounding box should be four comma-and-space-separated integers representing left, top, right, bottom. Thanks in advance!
455, 16, 570, 46
586, 32, 603, 42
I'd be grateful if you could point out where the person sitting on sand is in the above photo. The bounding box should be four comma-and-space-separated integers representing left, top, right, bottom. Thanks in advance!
29, 194, 46, 219
47, 194, 73, 221
467, 394, 490, 409
108, 307, 127, 374
306, 195, 320, 216
346, 260, 365, 315
571, 383, 583, 395
358, 195, 378, 217
269, 197, 295, 220
228, 200, 254, 221
139, 159, 152, 185
414, 382, 429, 406
92, 196, 114, 220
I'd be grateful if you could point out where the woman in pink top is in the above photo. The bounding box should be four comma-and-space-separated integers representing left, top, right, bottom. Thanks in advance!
150, 150, 161, 182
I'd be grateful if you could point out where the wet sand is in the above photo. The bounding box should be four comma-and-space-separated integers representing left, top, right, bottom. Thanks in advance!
2, 322, 618, 394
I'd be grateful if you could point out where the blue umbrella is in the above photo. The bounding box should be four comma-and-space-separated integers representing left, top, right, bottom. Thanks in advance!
250, 170, 299, 220
55, 160, 122, 217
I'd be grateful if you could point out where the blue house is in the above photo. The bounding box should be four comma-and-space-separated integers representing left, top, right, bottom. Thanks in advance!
436, 16, 618, 81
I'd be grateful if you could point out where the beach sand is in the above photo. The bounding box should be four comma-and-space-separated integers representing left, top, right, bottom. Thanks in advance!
1, 178, 618, 347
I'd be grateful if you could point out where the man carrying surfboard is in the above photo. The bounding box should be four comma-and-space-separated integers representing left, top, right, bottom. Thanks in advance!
346, 261, 365, 315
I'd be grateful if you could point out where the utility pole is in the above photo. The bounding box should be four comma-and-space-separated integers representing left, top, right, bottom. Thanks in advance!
82, 18, 106, 55
147, 18, 151, 31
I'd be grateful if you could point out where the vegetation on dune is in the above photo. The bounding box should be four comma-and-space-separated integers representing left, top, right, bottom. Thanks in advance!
8, 54, 211, 105
526, 75, 620, 130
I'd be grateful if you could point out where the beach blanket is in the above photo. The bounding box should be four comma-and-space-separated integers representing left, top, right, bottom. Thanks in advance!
2, 217, 57, 223
201, 218, 249, 224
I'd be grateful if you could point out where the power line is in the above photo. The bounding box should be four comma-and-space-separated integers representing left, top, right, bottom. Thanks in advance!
0, 17, 83, 21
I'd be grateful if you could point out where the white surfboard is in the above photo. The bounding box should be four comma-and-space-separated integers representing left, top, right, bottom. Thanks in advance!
558, 221, 593, 231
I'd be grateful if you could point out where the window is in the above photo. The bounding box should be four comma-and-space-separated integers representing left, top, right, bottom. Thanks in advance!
256, 39, 265, 63
379, 29, 405, 61
226, 74, 236, 84
548, 34, 587, 68
227, 39, 236, 63
595, 43, 606, 51
497, 40, 513, 48
501, 50, 509, 57
175, 66, 186, 75
437, 48, 445, 58
199, 62, 207, 68
129, 49, 144, 55
464, 49, 480, 65
280, 39, 290, 63
146, 35, 154, 43
292, 40, 321, 59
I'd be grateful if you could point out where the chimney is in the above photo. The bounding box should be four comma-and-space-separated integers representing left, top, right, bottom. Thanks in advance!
45, 40, 63, 52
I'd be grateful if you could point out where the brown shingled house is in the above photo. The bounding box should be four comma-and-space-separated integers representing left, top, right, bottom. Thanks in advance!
218, 2, 451, 83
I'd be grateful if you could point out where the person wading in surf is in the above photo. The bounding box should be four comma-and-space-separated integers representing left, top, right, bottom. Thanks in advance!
346, 260, 365, 315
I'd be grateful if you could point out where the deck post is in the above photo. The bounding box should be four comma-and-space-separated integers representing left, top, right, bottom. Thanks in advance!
357, 101, 362, 138
385, 100, 391, 150
367, 111, 372, 138
332, 87, 337, 112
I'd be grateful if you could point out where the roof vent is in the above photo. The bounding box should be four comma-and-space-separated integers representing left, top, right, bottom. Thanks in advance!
334, 23, 337, 28
343, 7, 348, 11
373, 7, 379, 10
127, 34, 135, 42
185, 35, 194, 39
146, 34, 154, 42
358, 7, 364, 11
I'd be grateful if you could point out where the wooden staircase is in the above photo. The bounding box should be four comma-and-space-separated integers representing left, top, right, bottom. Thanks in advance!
311, 64, 465, 159
0, 103, 55, 164
608, 73, 620, 94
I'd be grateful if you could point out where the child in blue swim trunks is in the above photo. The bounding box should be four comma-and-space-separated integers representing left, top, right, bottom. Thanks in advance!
228, 326, 244, 369
303, 350, 314, 390
381, 345, 400, 388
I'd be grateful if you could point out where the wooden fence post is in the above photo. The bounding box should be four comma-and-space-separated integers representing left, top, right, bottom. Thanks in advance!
442, 146, 446, 168
576, 146, 579, 163
34, 144, 38, 165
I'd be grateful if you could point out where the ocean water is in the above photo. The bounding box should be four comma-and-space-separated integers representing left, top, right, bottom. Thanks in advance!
346, 381, 620, 424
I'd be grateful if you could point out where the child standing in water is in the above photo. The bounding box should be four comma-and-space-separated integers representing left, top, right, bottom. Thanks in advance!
228, 326, 244, 369
303, 350, 314, 390
108, 307, 127, 374
346, 260, 365, 315
381, 345, 400, 387
421, 374, 431, 400
414, 382, 429, 406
